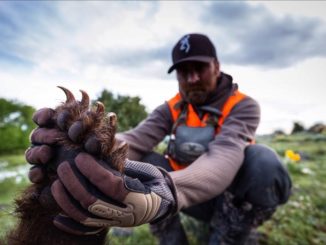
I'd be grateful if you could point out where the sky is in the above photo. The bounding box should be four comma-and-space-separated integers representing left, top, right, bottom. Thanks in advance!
1, 1, 326, 134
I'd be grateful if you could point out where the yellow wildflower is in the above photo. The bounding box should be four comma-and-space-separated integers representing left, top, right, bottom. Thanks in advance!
285, 149, 301, 162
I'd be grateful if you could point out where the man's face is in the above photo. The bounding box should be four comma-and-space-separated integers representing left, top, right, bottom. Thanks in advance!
176, 60, 220, 105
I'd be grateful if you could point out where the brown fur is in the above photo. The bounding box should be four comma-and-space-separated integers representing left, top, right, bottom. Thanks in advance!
6, 87, 127, 244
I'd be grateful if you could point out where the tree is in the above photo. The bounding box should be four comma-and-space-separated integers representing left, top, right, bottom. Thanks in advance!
0, 98, 35, 153
96, 90, 148, 132
291, 121, 305, 134
308, 123, 326, 134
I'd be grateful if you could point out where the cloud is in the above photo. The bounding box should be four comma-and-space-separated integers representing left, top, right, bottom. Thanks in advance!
201, 2, 326, 68
0, 3, 58, 42
1, 1, 326, 78
0, 2, 171, 75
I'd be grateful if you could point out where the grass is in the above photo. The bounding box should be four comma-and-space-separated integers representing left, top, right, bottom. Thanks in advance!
256, 133, 326, 245
107, 226, 156, 245
0, 152, 25, 168
0, 133, 325, 244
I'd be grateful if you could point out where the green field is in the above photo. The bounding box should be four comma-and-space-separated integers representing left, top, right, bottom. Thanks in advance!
0, 133, 325, 244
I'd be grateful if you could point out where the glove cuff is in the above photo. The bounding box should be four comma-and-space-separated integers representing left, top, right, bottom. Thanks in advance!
151, 167, 179, 224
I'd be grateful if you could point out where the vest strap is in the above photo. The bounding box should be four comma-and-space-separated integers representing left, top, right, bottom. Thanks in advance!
217, 90, 246, 133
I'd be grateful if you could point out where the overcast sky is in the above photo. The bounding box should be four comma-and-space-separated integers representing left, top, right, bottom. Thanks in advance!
1, 1, 326, 134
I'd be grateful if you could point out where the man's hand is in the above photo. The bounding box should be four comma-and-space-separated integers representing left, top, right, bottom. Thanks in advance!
25, 108, 63, 183
51, 152, 177, 235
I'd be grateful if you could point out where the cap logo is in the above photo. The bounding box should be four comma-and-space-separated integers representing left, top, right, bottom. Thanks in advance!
180, 35, 190, 53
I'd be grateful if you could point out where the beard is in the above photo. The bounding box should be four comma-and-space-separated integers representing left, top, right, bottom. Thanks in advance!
186, 90, 209, 105
182, 84, 210, 105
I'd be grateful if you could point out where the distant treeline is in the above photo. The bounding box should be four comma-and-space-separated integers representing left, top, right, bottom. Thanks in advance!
273, 121, 326, 136
0, 90, 147, 154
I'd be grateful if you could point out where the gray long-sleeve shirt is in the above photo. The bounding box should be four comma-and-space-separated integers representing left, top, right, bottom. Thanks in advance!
117, 73, 260, 210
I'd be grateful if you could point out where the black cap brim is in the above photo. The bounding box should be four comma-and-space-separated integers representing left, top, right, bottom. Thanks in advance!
167, 56, 215, 74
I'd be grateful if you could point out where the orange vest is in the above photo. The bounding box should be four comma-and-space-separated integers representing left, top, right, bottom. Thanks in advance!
167, 90, 247, 171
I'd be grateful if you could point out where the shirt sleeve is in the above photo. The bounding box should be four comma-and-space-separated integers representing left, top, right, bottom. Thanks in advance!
116, 103, 173, 160
169, 96, 261, 210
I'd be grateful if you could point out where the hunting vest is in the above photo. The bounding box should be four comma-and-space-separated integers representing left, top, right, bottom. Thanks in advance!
166, 90, 247, 171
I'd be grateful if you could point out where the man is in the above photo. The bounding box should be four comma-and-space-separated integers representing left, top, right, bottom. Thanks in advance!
27, 34, 291, 244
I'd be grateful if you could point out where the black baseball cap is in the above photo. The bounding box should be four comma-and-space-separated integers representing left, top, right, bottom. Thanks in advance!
167, 33, 218, 74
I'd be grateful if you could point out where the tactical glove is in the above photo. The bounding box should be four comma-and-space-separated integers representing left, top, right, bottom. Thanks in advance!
51, 152, 177, 235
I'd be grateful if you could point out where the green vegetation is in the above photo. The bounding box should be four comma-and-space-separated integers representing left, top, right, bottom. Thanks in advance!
0, 154, 29, 240
96, 90, 148, 132
0, 98, 35, 154
0, 132, 325, 244
108, 226, 156, 245
256, 133, 326, 245
0, 153, 26, 168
